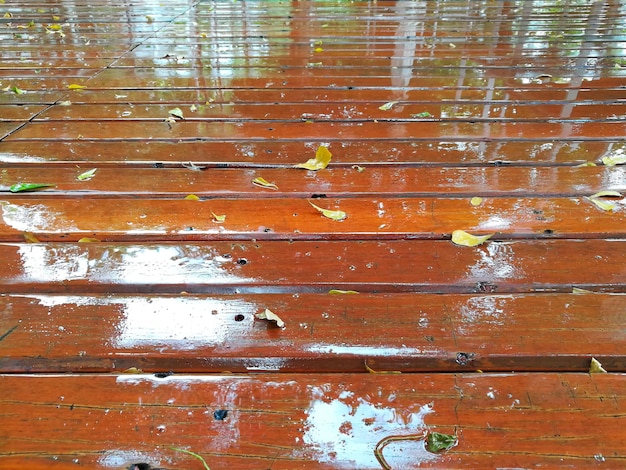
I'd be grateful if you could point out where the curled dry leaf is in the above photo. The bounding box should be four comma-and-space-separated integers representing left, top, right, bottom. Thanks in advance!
451, 230, 493, 247
252, 176, 278, 190
255, 308, 285, 328
211, 212, 226, 223
589, 357, 607, 374
77, 168, 97, 181
379, 101, 399, 111
294, 145, 332, 171
309, 200, 346, 221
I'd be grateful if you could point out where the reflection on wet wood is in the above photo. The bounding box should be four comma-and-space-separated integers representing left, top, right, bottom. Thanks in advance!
0, 373, 623, 469
2, 0, 626, 467
1, 293, 624, 373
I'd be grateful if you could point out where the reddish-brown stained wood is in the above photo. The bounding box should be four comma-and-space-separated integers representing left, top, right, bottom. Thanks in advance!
0, 293, 623, 373
0, 240, 624, 294
0, 373, 623, 469
0, 197, 624, 242
7, 120, 626, 142
2, 166, 623, 197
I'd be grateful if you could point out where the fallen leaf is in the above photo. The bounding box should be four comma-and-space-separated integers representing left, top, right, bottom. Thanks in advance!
252, 176, 278, 190
352, 165, 365, 173
76, 168, 97, 181
309, 200, 347, 221
255, 308, 285, 328
589, 357, 607, 374
52, 15, 61, 21
411, 111, 433, 118
426, 432, 458, 453
294, 145, 332, 171
314, 47, 324, 52
145, 15, 154, 23
78, 237, 100, 243
190, 104, 197, 112
328, 289, 359, 295
602, 154, 626, 166
10, 85, 26, 95
184, 194, 200, 201
182, 161, 207, 171
572, 287, 595, 294
589, 190, 622, 198
168, 107, 184, 119
170, 447, 210, 470
575, 161, 596, 167
67, 84, 87, 90
365, 361, 401, 374
451, 230, 493, 247
23, 232, 40, 243
585, 197, 617, 212
470, 197, 483, 207
379, 101, 399, 111
164, 116, 177, 127
122, 367, 144, 374
211, 212, 226, 223
9, 183, 55, 193
58, 100, 72, 106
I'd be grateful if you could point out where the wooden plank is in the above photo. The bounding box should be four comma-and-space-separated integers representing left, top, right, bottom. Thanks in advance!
0, 239, 624, 294
0, 373, 623, 469
2, 166, 623, 197
34, 102, 626, 122
0, 197, 624, 242
0, 293, 624, 373
0, 140, 619, 165
7, 120, 625, 142
0, 105, 48, 121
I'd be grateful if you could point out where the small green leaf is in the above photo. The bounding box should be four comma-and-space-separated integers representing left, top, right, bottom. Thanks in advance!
9, 183, 55, 193
411, 111, 432, 118
602, 154, 626, 166
76, 168, 97, 181
11, 85, 26, 95
168, 107, 184, 119
425, 432, 457, 453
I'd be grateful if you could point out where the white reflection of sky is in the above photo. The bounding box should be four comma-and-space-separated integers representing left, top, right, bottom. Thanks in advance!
301, 387, 437, 468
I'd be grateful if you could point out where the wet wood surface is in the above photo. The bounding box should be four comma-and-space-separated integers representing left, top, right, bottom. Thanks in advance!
1, 0, 626, 468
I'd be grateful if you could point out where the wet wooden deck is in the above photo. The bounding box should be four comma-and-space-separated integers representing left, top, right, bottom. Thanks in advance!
1, 1, 625, 468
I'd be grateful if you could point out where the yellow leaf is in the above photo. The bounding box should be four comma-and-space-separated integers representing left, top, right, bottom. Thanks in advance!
602, 154, 626, 166
58, 100, 72, 106
379, 101, 399, 111
255, 308, 285, 328
294, 145, 332, 171
309, 200, 347, 221
67, 84, 87, 90
184, 194, 200, 201
78, 237, 100, 243
76, 168, 97, 181
589, 190, 622, 198
314, 47, 324, 52
575, 161, 596, 167
4, 12, 12, 18
211, 212, 226, 223
328, 289, 359, 295
451, 230, 493, 247
572, 287, 595, 294
365, 361, 401, 374
585, 197, 617, 212
122, 367, 144, 374
470, 197, 483, 207
252, 176, 278, 190
52, 15, 61, 21
589, 357, 607, 374
352, 165, 365, 173
145, 15, 154, 23
23, 232, 40, 243
48, 23, 63, 31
